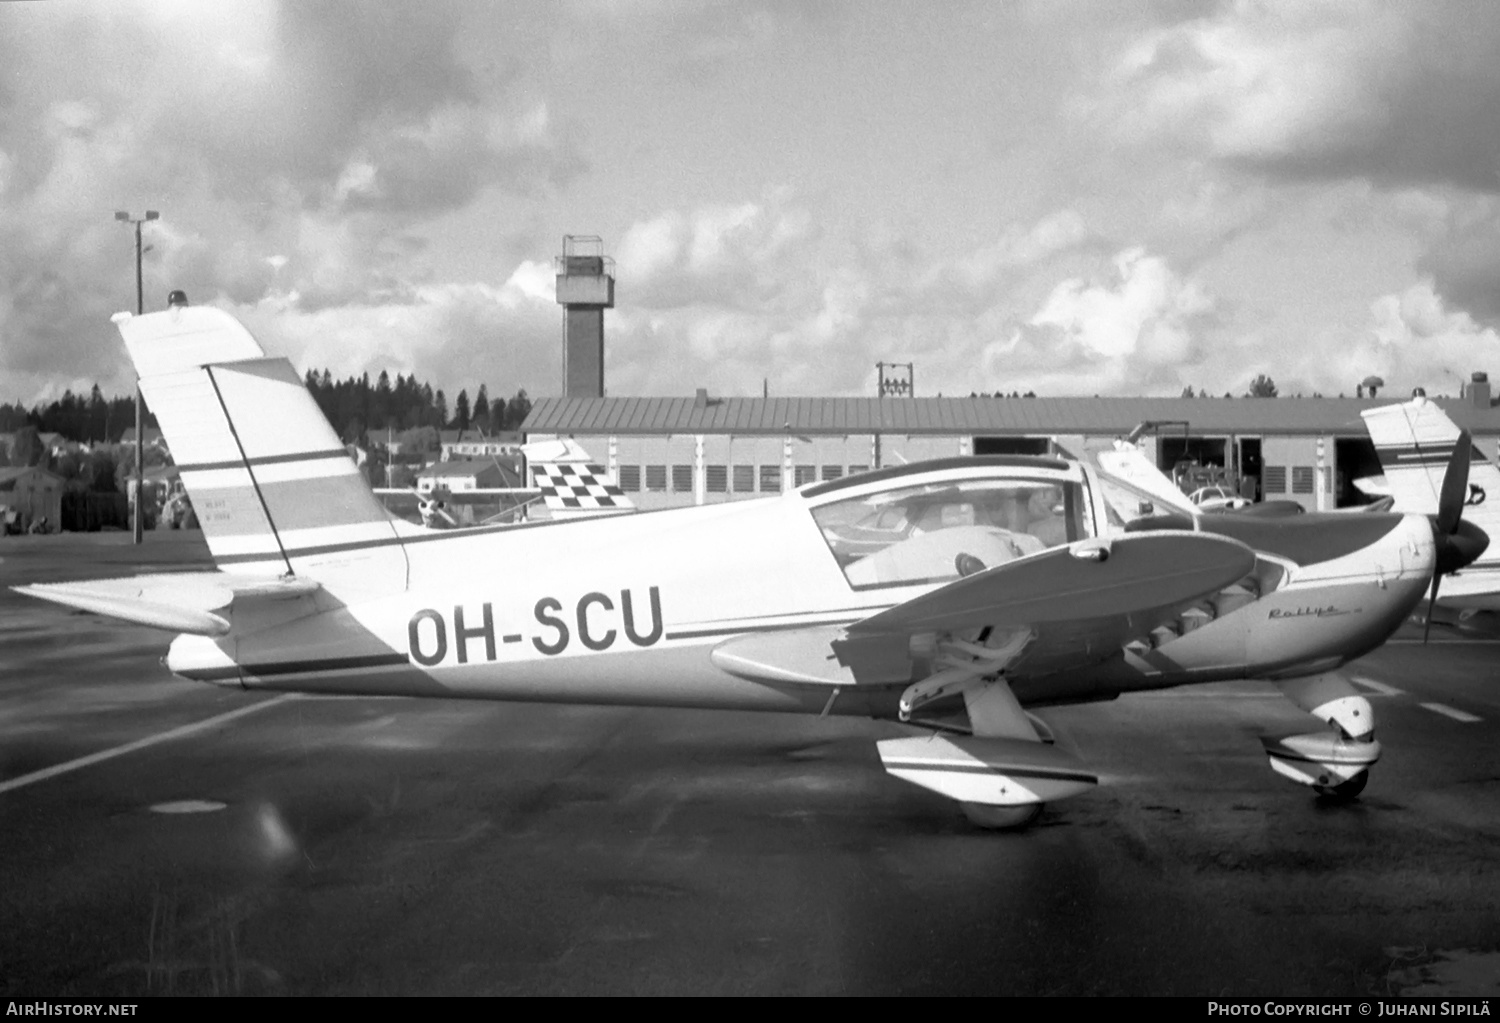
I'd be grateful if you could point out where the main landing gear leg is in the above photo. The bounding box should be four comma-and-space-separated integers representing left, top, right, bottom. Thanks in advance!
1262, 672, 1381, 800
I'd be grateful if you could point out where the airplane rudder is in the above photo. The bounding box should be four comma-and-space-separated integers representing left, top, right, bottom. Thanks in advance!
137, 363, 394, 572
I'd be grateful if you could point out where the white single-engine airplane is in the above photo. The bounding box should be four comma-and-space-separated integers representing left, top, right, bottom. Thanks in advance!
13, 306, 1488, 827
1362, 396, 1500, 619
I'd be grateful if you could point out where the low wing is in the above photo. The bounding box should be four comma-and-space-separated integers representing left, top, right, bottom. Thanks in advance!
841, 530, 1254, 682
712, 531, 1256, 693
14, 572, 320, 637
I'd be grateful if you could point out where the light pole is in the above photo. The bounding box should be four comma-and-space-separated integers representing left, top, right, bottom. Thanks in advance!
115, 209, 158, 544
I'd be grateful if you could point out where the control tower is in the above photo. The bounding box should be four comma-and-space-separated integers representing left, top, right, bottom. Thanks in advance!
554, 235, 615, 398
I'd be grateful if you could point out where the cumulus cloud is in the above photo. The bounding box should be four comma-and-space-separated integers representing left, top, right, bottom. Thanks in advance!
1416, 196, 1500, 324
978, 248, 1217, 395
1368, 281, 1500, 377
230, 263, 560, 397
602, 199, 1230, 399
1230, 281, 1500, 399
615, 195, 817, 313
1092, 0, 1500, 193
0, 1, 582, 403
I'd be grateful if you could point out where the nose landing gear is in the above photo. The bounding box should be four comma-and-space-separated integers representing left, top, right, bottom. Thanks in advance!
1266, 671, 1380, 801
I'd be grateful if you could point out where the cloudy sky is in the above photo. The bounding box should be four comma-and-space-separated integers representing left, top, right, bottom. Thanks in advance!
3, 0, 1499, 406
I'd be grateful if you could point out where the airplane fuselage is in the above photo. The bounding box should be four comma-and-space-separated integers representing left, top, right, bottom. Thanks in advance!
167, 460, 1436, 720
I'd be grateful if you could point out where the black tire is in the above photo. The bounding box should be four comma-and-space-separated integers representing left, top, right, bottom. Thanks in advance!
1314, 771, 1369, 801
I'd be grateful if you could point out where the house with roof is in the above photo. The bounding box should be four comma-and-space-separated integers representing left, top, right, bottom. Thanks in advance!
414, 457, 525, 495
0, 466, 64, 533
119, 427, 170, 458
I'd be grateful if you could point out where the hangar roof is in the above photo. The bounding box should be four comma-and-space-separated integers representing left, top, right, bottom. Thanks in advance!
523, 395, 1500, 438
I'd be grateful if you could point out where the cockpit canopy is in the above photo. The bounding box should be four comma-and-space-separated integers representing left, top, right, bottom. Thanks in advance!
810, 468, 1088, 590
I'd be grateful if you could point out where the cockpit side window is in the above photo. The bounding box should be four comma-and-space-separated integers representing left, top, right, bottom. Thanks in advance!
812, 476, 1084, 589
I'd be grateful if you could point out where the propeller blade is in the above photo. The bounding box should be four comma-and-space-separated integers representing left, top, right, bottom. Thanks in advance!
1424, 570, 1442, 644
1436, 429, 1472, 536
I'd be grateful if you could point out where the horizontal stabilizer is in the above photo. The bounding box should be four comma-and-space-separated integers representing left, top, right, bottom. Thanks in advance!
14, 572, 320, 637
878, 734, 1097, 806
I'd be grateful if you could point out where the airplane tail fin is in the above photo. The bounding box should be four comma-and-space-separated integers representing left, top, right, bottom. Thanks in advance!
522, 438, 635, 519
117, 306, 408, 587
1360, 399, 1454, 513
1362, 397, 1500, 552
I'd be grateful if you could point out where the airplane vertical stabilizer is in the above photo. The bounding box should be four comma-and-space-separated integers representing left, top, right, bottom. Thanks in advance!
1362, 397, 1500, 562
117, 307, 408, 589
522, 438, 634, 519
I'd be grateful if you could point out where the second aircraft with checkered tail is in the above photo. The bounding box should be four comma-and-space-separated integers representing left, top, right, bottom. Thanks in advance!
14, 306, 1488, 827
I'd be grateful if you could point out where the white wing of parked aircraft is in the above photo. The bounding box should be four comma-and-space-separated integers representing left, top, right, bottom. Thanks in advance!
13, 305, 1488, 828
1362, 397, 1500, 611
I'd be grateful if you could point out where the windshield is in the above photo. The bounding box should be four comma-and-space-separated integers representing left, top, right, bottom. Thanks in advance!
812, 476, 1085, 589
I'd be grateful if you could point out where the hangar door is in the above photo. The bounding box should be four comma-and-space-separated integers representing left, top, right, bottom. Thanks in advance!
1260, 436, 1332, 511
974, 437, 1048, 455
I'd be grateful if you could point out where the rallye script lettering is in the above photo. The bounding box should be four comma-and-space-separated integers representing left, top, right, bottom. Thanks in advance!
1268, 605, 1354, 620
407, 587, 663, 666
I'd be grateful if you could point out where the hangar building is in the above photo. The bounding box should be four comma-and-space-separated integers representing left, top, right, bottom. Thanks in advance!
521, 385, 1500, 513
526, 236, 1500, 514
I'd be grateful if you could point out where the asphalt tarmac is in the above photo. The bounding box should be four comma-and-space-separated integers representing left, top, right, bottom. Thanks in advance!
2, 532, 1498, 996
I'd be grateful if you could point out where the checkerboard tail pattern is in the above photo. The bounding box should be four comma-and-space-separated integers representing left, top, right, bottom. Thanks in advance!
532, 462, 634, 512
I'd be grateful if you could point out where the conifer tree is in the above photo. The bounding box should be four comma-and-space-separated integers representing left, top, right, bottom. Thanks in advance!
473, 384, 490, 432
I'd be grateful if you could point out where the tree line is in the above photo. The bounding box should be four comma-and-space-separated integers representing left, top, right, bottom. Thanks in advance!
0, 386, 145, 445
301, 369, 531, 441
0, 371, 532, 449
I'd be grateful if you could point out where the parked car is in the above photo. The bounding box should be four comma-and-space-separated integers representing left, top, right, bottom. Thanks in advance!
1187, 485, 1251, 512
